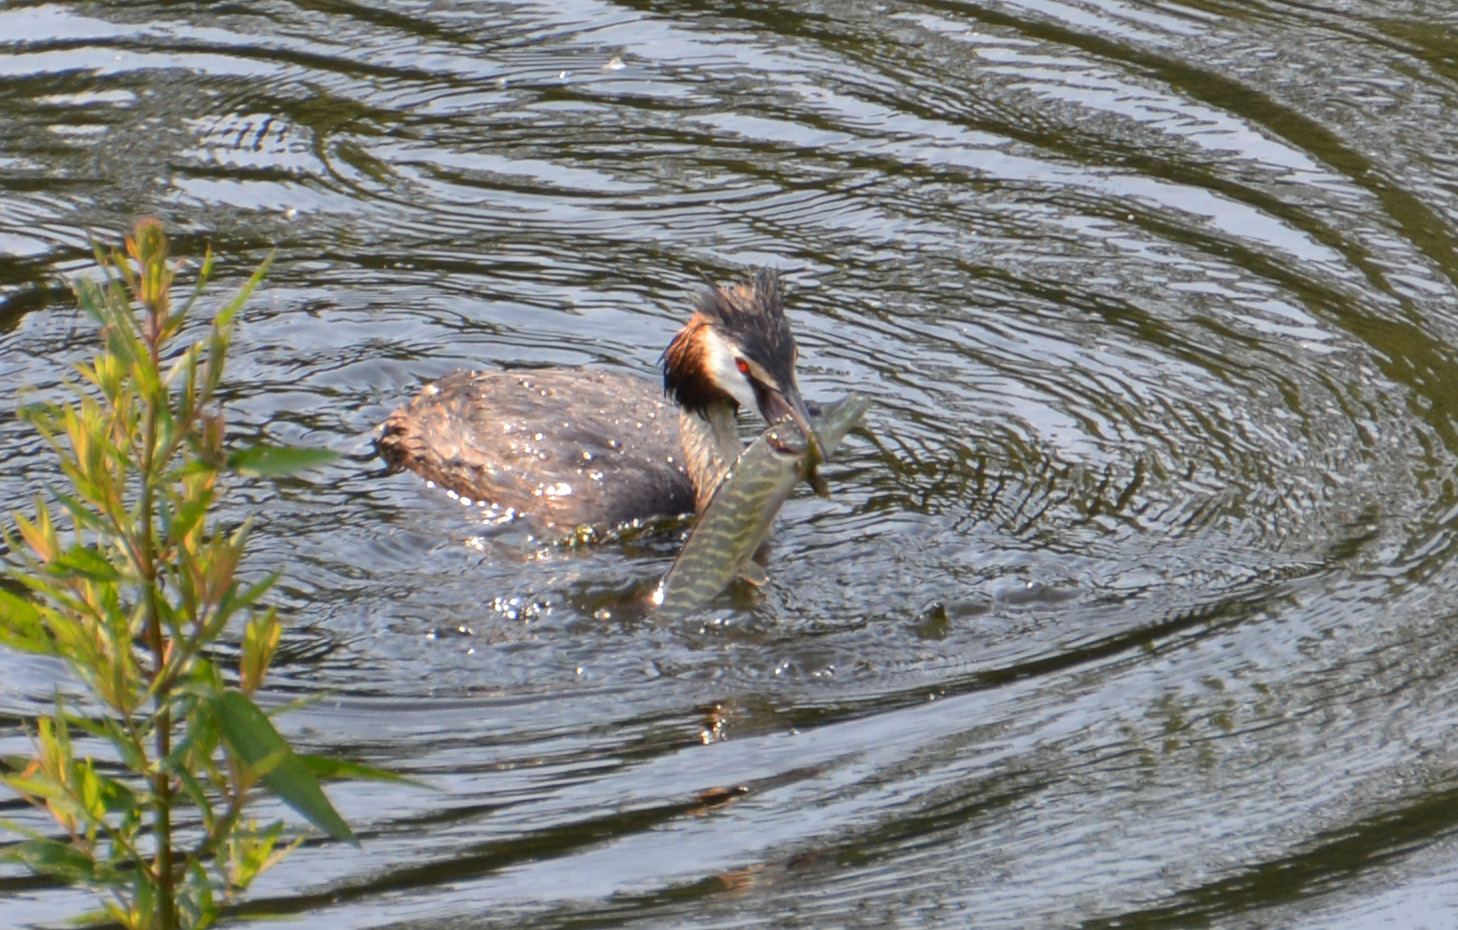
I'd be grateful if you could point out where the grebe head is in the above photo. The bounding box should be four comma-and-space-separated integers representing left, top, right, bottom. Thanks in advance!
661, 268, 822, 460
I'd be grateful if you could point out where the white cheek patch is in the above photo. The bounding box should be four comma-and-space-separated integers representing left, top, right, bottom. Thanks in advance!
700, 329, 758, 410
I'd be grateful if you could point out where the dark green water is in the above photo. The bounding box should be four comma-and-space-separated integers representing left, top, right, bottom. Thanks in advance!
5, 1, 1458, 926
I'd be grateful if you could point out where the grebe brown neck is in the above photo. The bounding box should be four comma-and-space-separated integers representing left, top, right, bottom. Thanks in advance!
377, 268, 816, 532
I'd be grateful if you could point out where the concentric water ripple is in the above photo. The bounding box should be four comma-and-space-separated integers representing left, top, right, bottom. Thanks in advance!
6, 1, 1458, 928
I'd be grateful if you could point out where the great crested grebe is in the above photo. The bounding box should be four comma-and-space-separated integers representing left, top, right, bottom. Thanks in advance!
377, 268, 819, 531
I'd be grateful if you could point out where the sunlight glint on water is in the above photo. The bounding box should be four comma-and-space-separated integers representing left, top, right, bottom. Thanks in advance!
5, 1, 1458, 927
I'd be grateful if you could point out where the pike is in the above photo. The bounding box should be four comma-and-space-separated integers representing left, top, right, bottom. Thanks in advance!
651, 393, 870, 622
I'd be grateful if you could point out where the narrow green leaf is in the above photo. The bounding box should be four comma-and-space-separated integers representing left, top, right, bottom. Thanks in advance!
48, 546, 120, 582
1, 838, 99, 884
225, 445, 337, 478
45, 485, 116, 534
216, 249, 273, 331
67, 716, 147, 776
239, 608, 281, 695
72, 278, 109, 327
211, 690, 358, 846
1, 772, 68, 801
298, 754, 431, 789
234, 571, 280, 609
0, 588, 49, 654
201, 251, 270, 403
175, 767, 216, 831
172, 248, 215, 321
1, 755, 32, 773
130, 351, 163, 409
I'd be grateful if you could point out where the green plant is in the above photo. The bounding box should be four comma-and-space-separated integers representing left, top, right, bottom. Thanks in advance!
0, 220, 375, 929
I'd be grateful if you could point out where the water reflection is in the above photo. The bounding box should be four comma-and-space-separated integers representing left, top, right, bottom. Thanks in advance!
5, 0, 1458, 927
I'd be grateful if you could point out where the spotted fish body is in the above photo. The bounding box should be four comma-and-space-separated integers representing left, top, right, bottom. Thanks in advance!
651, 393, 871, 622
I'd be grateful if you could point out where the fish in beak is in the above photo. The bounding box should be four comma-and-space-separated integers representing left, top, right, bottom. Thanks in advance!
755, 382, 830, 496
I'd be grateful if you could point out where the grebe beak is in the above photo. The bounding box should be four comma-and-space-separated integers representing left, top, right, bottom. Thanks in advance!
759, 383, 825, 469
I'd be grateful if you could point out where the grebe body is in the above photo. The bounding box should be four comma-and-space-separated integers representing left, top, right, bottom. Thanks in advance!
377, 269, 816, 531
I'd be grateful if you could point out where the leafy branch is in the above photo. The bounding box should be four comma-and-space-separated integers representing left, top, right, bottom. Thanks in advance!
0, 220, 387, 930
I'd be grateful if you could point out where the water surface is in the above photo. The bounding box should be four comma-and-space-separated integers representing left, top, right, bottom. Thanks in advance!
5, 0, 1458, 926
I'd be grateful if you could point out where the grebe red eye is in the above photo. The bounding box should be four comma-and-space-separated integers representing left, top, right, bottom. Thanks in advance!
735, 358, 750, 375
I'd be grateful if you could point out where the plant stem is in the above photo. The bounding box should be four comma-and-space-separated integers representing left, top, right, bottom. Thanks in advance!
140, 304, 177, 930
1, 224, 356, 928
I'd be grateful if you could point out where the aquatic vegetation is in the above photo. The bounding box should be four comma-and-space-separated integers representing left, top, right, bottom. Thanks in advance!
0, 221, 385, 930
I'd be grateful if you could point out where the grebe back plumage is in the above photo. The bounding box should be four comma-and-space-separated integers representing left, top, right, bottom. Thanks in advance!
377, 269, 816, 531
